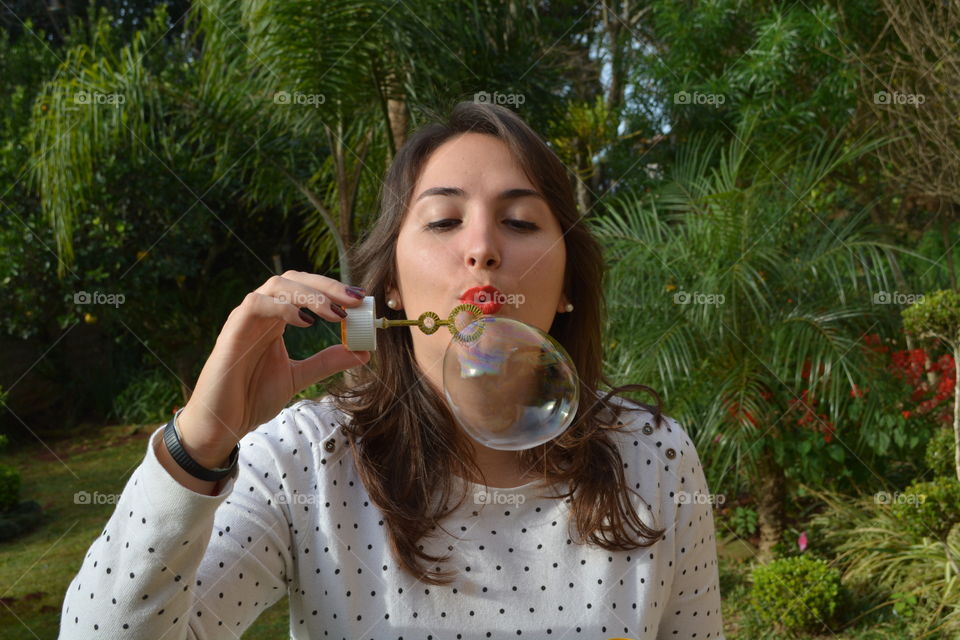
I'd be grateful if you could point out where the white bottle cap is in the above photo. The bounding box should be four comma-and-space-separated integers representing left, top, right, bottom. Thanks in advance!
342, 295, 377, 351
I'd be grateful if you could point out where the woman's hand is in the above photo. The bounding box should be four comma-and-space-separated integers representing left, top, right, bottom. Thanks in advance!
174, 272, 370, 469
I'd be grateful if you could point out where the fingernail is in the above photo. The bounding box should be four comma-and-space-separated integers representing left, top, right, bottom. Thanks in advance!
345, 286, 366, 300
298, 308, 316, 325
330, 302, 348, 318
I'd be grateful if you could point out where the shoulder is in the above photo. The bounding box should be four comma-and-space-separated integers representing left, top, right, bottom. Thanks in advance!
238, 395, 353, 465
600, 396, 715, 527
604, 396, 695, 455
601, 395, 705, 487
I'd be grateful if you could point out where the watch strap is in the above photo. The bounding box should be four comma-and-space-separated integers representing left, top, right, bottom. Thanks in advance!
163, 408, 240, 482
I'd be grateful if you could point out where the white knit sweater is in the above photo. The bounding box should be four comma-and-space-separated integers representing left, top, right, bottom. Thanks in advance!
59, 396, 725, 639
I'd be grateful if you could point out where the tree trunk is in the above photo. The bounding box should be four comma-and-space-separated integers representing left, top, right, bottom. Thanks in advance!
756, 447, 785, 562
387, 94, 407, 153
574, 146, 590, 215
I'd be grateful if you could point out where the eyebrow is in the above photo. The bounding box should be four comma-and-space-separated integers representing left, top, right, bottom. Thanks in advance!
414, 186, 545, 202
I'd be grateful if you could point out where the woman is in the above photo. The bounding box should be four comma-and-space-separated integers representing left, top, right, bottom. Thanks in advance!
59, 102, 725, 639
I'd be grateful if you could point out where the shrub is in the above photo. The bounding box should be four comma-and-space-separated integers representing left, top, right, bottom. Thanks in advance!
925, 428, 956, 478
0, 500, 43, 542
809, 487, 960, 636
111, 369, 181, 425
0, 464, 20, 512
0, 432, 19, 513
750, 555, 840, 633
892, 478, 960, 541
727, 506, 758, 539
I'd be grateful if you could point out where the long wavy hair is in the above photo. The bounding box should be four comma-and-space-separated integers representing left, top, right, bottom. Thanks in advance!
327, 101, 666, 585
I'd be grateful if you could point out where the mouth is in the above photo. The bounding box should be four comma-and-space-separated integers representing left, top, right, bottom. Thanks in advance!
459, 285, 503, 314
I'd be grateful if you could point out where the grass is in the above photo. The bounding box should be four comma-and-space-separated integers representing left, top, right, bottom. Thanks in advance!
0, 417, 930, 639
0, 420, 288, 639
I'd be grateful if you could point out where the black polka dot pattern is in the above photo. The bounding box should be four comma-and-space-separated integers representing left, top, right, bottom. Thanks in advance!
59, 397, 725, 638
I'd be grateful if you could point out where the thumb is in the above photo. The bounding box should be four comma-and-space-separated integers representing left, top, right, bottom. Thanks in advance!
291, 344, 371, 393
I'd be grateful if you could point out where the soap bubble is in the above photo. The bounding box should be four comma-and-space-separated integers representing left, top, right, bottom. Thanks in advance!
442, 316, 580, 450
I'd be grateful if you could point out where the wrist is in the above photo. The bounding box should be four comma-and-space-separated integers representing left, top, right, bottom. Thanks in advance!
176, 406, 239, 468
164, 407, 239, 482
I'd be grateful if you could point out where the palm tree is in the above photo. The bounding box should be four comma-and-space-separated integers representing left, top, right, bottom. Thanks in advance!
29, 0, 576, 280
594, 117, 908, 559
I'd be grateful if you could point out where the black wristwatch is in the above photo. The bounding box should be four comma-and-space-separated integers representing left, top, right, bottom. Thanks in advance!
163, 408, 240, 482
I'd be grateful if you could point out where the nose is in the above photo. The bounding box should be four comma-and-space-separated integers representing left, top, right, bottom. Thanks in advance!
462, 212, 501, 269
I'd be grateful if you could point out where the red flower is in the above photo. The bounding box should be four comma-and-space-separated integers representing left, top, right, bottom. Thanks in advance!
726, 400, 759, 427
902, 410, 911, 419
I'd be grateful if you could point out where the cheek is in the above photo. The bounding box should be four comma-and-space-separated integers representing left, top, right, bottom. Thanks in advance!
525, 240, 565, 287
395, 232, 449, 305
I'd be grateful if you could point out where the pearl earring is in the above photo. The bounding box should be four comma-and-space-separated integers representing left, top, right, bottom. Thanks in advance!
387, 299, 398, 309
564, 303, 574, 312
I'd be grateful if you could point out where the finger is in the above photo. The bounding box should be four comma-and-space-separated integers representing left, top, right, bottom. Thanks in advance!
290, 344, 371, 393
255, 276, 345, 323
237, 292, 330, 329
276, 270, 366, 308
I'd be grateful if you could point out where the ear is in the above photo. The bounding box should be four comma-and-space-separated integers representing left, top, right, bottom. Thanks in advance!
556, 293, 570, 313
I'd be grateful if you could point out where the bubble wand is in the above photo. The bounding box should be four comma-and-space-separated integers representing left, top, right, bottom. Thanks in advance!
338, 296, 485, 351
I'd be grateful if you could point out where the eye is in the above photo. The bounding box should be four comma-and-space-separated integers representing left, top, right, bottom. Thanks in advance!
423, 218, 540, 232
425, 219, 460, 231
506, 219, 539, 231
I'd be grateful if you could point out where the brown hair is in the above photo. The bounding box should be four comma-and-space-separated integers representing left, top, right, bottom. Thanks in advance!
327, 101, 665, 585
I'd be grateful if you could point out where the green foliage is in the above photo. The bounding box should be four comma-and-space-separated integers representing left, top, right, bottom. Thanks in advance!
892, 478, 960, 541
891, 591, 920, 621
0, 400, 21, 518
647, 0, 874, 154
0, 500, 43, 542
595, 119, 897, 501
111, 370, 181, 425
0, 464, 21, 512
726, 506, 759, 540
750, 555, 841, 633
903, 290, 960, 348
810, 487, 960, 636
926, 429, 956, 478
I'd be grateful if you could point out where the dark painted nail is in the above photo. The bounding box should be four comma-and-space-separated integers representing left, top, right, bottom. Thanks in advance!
298, 308, 316, 325
345, 286, 366, 300
330, 302, 348, 318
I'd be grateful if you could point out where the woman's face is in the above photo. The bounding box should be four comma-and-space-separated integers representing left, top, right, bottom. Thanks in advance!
390, 132, 569, 391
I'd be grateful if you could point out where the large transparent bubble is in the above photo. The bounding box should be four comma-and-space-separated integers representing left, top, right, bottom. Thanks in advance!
442, 316, 580, 450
